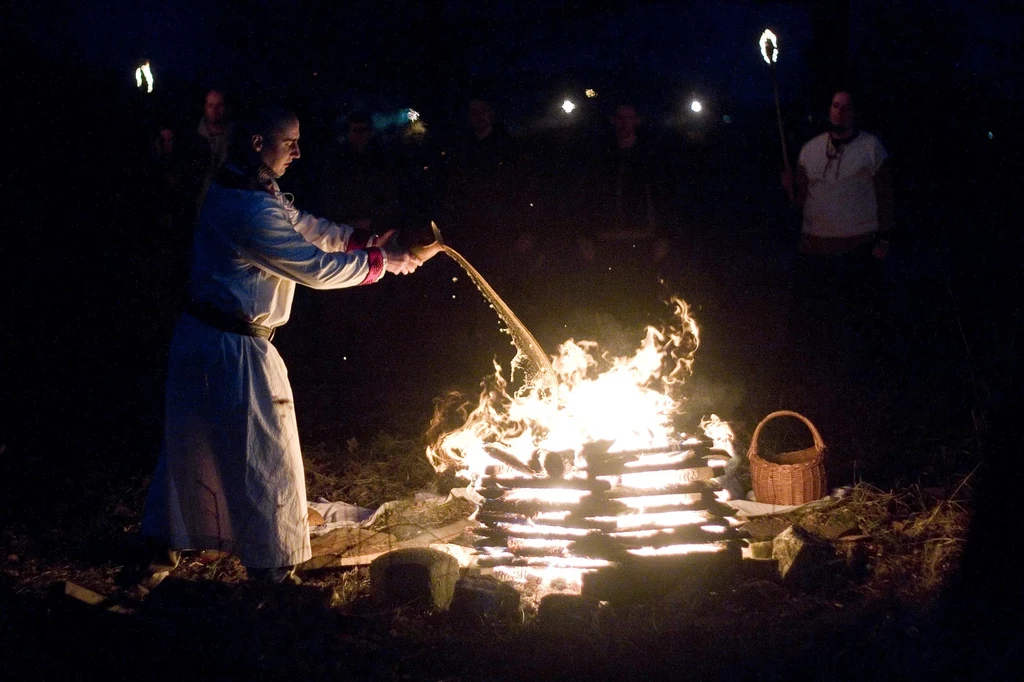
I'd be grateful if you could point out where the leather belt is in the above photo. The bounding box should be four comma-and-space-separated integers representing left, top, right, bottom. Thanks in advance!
185, 300, 275, 341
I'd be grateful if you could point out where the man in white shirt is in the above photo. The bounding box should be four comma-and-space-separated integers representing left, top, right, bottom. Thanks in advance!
781, 91, 895, 390
134, 104, 421, 586
785, 91, 893, 256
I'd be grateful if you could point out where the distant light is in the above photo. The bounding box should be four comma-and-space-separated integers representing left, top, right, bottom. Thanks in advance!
407, 108, 420, 122
690, 100, 703, 113
585, 89, 597, 98
562, 99, 576, 114
988, 131, 994, 140
451, 277, 458, 282
759, 29, 779, 64
722, 114, 733, 123
135, 61, 154, 93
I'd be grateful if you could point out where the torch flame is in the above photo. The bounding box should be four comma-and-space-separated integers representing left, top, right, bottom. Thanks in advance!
135, 61, 154, 93
759, 30, 779, 64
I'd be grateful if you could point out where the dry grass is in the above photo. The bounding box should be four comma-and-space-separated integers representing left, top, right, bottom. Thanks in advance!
303, 432, 440, 509
761, 477, 973, 602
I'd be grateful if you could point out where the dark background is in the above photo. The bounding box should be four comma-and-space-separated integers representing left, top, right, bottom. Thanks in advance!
2, 0, 1019, 463
0, 1, 1021, 659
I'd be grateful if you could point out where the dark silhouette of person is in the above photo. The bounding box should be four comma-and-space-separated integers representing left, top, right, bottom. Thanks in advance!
781, 90, 895, 393
444, 98, 530, 279
577, 102, 672, 333
178, 88, 236, 225
318, 111, 404, 233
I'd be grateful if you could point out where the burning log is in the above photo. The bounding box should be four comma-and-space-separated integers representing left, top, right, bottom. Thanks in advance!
582, 440, 716, 464
476, 554, 612, 570
603, 482, 714, 498
480, 476, 611, 492
483, 445, 539, 476
589, 458, 726, 478
482, 498, 593, 516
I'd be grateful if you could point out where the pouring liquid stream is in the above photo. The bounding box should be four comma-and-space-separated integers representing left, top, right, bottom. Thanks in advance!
414, 223, 556, 389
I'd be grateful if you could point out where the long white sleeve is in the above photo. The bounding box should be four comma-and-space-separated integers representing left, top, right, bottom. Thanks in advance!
188, 185, 385, 327
291, 210, 358, 253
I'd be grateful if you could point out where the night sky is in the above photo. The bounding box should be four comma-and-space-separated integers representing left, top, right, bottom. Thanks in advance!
8, 1, 1021, 121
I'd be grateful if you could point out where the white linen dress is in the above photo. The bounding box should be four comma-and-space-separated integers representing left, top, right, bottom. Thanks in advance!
141, 170, 386, 568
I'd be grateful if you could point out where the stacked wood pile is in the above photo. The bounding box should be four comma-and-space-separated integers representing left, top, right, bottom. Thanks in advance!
471, 439, 746, 598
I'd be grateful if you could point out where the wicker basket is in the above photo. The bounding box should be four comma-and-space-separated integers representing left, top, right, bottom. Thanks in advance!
747, 411, 827, 505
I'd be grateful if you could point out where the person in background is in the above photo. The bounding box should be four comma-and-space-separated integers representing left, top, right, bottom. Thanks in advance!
577, 101, 672, 334
318, 110, 401, 233
179, 88, 236, 222
781, 90, 895, 390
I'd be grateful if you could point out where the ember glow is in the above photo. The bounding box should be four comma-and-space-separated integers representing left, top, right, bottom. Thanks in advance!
427, 296, 742, 597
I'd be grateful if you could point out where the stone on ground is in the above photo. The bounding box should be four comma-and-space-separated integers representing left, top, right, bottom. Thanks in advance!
772, 525, 838, 587
369, 547, 460, 610
449, 574, 522, 623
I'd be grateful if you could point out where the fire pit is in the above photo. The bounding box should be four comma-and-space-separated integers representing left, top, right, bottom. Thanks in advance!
426, 297, 746, 600
470, 435, 742, 599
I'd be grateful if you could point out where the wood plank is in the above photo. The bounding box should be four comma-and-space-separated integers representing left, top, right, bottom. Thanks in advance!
300, 519, 479, 570
61, 581, 133, 614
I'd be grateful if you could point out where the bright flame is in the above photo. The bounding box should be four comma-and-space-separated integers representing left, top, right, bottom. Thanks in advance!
614, 467, 717, 490
759, 30, 778, 64
690, 100, 702, 113
596, 510, 711, 529
701, 414, 734, 455
135, 61, 154, 93
585, 89, 597, 98
615, 494, 703, 509
503, 488, 589, 504
426, 298, 703, 480
502, 524, 589, 537
629, 543, 728, 556
407, 108, 420, 122
562, 99, 576, 113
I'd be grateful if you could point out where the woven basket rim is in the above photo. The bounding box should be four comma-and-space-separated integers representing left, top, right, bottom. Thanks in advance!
746, 410, 826, 461
749, 448, 823, 468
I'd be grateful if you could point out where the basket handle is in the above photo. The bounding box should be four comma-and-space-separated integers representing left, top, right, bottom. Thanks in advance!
747, 410, 826, 457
